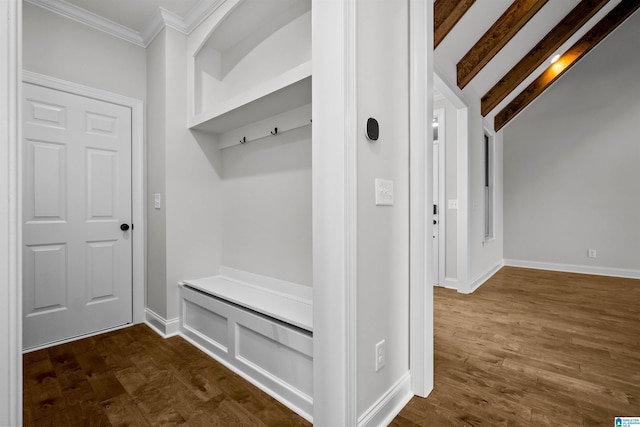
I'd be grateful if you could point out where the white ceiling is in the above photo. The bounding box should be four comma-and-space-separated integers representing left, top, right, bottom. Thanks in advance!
27, 0, 222, 46
59, 0, 201, 33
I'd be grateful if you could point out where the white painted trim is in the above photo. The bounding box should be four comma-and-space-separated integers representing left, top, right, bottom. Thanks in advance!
433, 107, 446, 287
345, 1, 358, 425
443, 277, 458, 290
409, 0, 433, 398
145, 308, 180, 338
0, 1, 22, 425
504, 259, 640, 279
140, 7, 169, 46
312, 0, 358, 424
21, 71, 146, 326
464, 261, 504, 294
434, 69, 470, 294
25, 0, 146, 47
357, 373, 413, 427
183, 0, 226, 34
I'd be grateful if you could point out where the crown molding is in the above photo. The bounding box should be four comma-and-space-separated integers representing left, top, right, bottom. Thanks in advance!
183, 0, 226, 34
26, 0, 225, 48
141, 7, 186, 46
25, 0, 146, 47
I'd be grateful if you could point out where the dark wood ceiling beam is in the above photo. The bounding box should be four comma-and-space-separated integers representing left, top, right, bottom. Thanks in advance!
456, 0, 548, 89
481, 0, 611, 117
494, 0, 640, 131
434, 0, 476, 49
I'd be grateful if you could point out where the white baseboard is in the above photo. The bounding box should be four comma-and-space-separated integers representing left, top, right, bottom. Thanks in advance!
357, 372, 413, 427
504, 259, 640, 279
443, 277, 458, 290
464, 261, 504, 294
145, 308, 180, 338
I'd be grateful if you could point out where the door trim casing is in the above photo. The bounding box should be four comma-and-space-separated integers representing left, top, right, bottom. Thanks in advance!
433, 107, 446, 287
22, 70, 145, 328
1, 1, 22, 424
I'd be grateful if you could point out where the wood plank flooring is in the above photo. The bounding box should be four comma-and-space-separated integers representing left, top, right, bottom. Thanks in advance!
393, 266, 640, 426
23, 324, 311, 426
24, 266, 640, 426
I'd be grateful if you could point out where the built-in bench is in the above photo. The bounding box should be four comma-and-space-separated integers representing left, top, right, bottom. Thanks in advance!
178, 267, 313, 422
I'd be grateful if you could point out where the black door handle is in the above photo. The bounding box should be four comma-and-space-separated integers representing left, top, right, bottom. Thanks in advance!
120, 224, 130, 231
433, 220, 437, 225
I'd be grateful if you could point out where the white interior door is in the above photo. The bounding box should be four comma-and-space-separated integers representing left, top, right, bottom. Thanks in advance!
432, 141, 440, 286
22, 82, 133, 349
432, 110, 445, 287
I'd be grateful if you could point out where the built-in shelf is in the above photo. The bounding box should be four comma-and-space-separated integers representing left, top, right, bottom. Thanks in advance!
189, 0, 311, 137
189, 61, 311, 135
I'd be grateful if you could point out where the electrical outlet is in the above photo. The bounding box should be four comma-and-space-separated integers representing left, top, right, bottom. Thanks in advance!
375, 340, 386, 372
448, 199, 458, 209
588, 249, 597, 258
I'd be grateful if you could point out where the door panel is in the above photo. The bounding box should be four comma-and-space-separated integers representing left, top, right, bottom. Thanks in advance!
23, 83, 133, 349
24, 243, 68, 316
28, 140, 67, 221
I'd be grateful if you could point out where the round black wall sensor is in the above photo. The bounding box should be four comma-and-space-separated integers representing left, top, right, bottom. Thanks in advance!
366, 117, 379, 141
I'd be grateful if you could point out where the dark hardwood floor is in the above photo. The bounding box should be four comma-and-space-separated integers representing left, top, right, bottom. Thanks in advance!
393, 266, 640, 426
23, 324, 311, 426
24, 267, 640, 426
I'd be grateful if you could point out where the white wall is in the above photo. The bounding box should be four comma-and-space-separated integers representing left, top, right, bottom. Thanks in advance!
146, 28, 222, 322
22, 2, 146, 101
356, 0, 410, 417
468, 95, 503, 287
145, 30, 168, 318
503, 11, 640, 276
164, 28, 221, 321
221, 129, 312, 286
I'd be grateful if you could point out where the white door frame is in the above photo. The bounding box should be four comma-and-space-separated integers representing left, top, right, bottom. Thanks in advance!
1, 0, 22, 424
22, 71, 146, 329
434, 69, 470, 293
433, 107, 446, 287
409, 0, 433, 397
312, 0, 358, 424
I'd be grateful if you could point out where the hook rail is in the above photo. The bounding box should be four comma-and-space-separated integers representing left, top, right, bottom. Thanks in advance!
236, 120, 311, 147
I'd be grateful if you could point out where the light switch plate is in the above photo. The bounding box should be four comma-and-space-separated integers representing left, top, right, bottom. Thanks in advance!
448, 199, 458, 209
375, 179, 394, 206
154, 193, 161, 209
375, 339, 386, 372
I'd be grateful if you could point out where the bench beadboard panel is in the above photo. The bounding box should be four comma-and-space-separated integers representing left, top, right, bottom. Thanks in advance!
178, 284, 313, 422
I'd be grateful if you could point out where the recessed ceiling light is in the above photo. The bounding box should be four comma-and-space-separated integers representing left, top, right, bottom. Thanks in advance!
550, 54, 561, 64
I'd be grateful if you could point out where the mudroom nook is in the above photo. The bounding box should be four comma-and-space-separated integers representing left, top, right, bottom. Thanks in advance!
179, 0, 314, 421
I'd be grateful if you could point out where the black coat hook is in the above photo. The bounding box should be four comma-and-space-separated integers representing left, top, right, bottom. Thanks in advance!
270, 127, 278, 135
240, 136, 246, 144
